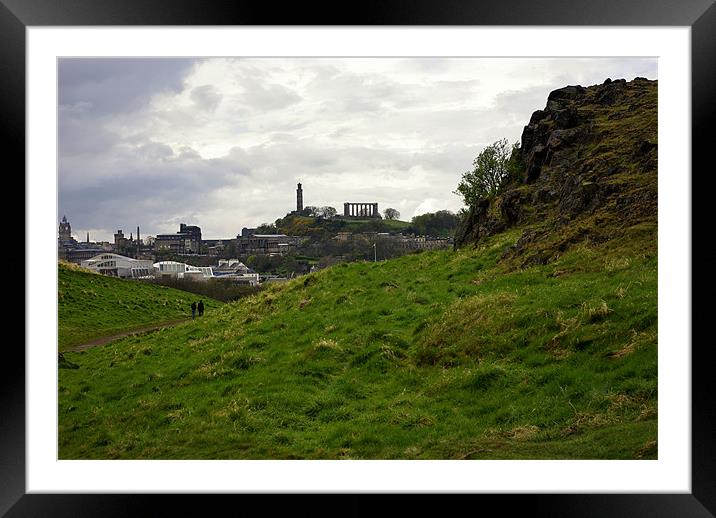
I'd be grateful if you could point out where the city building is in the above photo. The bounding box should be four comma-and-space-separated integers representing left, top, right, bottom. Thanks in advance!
155, 223, 202, 254
394, 234, 452, 250
153, 261, 213, 280
212, 259, 260, 286
58, 215, 72, 242
113, 229, 128, 251
58, 216, 106, 263
61, 247, 107, 264
213, 258, 251, 275
81, 253, 154, 278
111, 227, 150, 258
236, 233, 303, 256
202, 238, 236, 256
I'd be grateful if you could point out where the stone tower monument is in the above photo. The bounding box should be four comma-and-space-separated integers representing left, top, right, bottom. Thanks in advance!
296, 182, 303, 212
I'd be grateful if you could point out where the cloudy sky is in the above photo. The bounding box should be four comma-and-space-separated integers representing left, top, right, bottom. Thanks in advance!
58, 57, 656, 241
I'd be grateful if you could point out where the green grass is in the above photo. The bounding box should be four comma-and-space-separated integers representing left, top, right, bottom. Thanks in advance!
332, 217, 411, 232
58, 263, 222, 351
58, 222, 657, 459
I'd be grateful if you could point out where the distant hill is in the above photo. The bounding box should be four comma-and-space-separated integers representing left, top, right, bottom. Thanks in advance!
273, 213, 412, 237
58, 262, 222, 351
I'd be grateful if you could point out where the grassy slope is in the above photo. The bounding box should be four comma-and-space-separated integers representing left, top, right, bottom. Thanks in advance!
59, 222, 656, 459
58, 263, 222, 351
335, 217, 411, 232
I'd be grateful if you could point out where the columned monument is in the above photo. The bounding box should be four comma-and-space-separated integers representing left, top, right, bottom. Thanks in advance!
343, 202, 379, 218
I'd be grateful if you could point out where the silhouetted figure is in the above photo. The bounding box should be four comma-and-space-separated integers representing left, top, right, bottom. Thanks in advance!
198, 300, 204, 317
191, 301, 197, 320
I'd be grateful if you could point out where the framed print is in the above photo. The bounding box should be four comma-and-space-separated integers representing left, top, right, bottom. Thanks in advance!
7, 0, 712, 515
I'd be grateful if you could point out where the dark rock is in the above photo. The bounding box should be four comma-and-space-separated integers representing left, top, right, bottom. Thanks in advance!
455, 77, 656, 258
635, 140, 657, 156
520, 125, 535, 153
532, 186, 556, 204
560, 179, 603, 217
595, 79, 626, 105
528, 109, 549, 125
500, 227, 545, 261
553, 107, 579, 129
453, 199, 490, 249
547, 85, 585, 102
525, 144, 548, 182
520, 252, 549, 269
546, 85, 585, 111
499, 190, 524, 225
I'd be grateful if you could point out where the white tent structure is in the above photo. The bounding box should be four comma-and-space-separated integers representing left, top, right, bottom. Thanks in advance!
153, 261, 213, 281
81, 253, 154, 279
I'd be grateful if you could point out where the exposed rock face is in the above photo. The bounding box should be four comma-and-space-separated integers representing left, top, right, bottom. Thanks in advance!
454, 77, 657, 266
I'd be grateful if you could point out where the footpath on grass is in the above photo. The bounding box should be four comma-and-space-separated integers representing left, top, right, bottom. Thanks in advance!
65, 317, 191, 353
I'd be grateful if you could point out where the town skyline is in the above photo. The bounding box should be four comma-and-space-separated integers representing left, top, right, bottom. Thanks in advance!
58, 57, 657, 242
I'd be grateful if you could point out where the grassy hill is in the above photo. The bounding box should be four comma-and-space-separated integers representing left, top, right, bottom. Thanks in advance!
58, 224, 656, 459
58, 78, 657, 459
333, 217, 411, 233
275, 213, 411, 237
58, 262, 222, 351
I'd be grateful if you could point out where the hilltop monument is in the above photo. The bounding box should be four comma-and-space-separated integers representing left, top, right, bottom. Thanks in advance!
296, 182, 303, 212
343, 202, 380, 218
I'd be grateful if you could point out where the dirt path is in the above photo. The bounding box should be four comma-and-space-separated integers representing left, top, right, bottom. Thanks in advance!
65, 318, 190, 353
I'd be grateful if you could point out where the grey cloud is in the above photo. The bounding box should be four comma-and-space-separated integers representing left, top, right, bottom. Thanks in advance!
137, 142, 175, 161
59, 142, 251, 237
190, 85, 223, 112
59, 116, 120, 157
58, 58, 200, 163
59, 58, 199, 115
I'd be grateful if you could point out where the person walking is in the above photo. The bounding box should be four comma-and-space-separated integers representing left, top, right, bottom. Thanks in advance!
198, 300, 204, 317
191, 301, 197, 320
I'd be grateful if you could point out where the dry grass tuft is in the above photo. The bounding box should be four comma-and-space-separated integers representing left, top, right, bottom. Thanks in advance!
581, 299, 612, 322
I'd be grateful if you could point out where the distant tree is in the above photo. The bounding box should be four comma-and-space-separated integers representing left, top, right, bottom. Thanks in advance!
255, 222, 278, 234
454, 138, 514, 207
300, 206, 320, 217
411, 210, 459, 237
505, 141, 524, 184
318, 206, 337, 219
383, 208, 400, 220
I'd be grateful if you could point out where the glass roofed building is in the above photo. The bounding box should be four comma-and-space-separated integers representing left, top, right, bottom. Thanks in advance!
81, 253, 154, 279
153, 261, 213, 281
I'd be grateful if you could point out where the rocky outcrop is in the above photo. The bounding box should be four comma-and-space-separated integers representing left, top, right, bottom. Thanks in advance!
454, 77, 657, 265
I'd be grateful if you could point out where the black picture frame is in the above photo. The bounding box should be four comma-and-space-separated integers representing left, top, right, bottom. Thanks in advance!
8, 0, 711, 515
